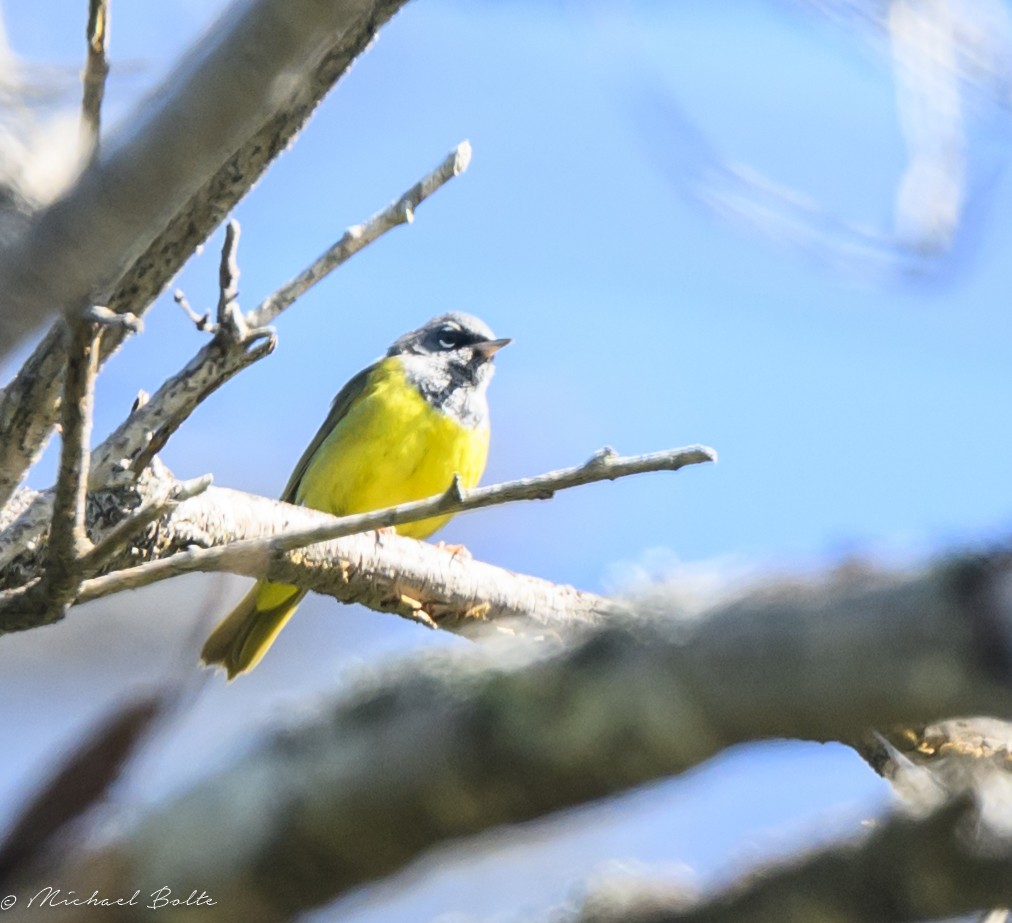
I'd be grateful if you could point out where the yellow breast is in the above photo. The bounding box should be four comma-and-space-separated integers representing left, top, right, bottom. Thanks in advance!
295, 356, 490, 539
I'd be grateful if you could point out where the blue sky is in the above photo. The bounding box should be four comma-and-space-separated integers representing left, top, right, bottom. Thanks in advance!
3, 0, 1012, 919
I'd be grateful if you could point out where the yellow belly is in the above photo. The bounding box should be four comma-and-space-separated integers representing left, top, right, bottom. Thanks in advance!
295, 356, 489, 539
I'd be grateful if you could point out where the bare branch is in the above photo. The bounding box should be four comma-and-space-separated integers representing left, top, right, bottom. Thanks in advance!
0, 469, 213, 632
0, 485, 67, 576
0, 480, 619, 635
214, 220, 245, 338
0, 328, 70, 509
122, 142, 471, 470
0, 312, 126, 627
83, 495, 617, 635
15, 307, 138, 581
247, 140, 473, 328
54, 547, 1012, 919
43, 314, 101, 609
79, 0, 110, 158
83, 304, 141, 333
0, 0, 408, 509
174, 289, 211, 331
75, 445, 715, 606
159, 220, 254, 343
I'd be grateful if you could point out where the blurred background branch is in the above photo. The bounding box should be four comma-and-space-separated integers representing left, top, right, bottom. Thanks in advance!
19, 544, 1012, 919
569, 798, 1012, 923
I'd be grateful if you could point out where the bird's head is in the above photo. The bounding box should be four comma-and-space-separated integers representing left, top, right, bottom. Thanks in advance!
389, 312, 510, 424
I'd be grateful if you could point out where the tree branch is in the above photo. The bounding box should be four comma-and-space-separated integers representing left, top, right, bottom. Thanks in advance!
75, 445, 716, 608
214, 220, 243, 336
48, 546, 1012, 919
0, 471, 212, 633
569, 800, 1012, 923
71, 487, 618, 637
0, 443, 714, 634
0, 476, 618, 635
45, 315, 100, 602
79, 0, 110, 158
1, 309, 143, 627
0, 0, 409, 509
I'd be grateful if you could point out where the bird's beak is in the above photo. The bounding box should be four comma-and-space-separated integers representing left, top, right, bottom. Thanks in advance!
474, 337, 511, 359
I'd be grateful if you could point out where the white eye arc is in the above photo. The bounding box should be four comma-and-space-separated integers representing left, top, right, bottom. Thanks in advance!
437, 325, 462, 349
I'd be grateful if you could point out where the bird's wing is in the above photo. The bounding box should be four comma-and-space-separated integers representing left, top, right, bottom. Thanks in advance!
280, 362, 376, 504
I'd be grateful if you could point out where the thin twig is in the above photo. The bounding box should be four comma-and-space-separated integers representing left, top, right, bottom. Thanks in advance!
0, 314, 105, 630
77, 445, 715, 602
80, 0, 110, 158
246, 140, 472, 329
171, 221, 251, 340
84, 304, 142, 333
216, 220, 242, 334
174, 290, 211, 331
45, 314, 101, 604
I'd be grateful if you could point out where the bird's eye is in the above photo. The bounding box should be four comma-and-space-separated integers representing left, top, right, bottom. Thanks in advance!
436, 325, 462, 350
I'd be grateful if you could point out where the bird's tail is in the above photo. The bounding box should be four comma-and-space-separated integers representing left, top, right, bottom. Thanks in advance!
200, 580, 307, 679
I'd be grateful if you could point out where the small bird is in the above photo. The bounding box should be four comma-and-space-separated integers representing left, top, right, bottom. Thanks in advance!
200, 312, 510, 679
